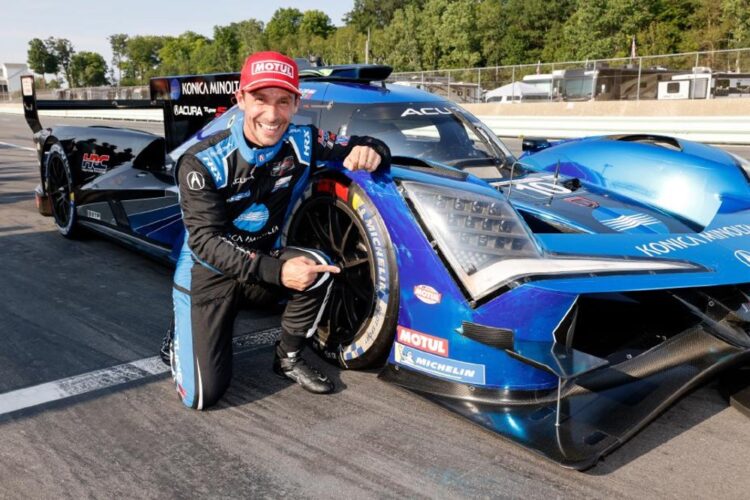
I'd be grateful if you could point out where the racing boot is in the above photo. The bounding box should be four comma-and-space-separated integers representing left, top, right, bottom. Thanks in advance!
273, 342, 334, 394
159, 319, 174, 367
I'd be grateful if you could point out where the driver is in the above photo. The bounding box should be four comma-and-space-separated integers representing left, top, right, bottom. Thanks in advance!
169, 51, 390, 409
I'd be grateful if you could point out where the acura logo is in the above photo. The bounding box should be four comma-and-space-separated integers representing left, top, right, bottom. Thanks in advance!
187, 171, 205, 190
735, 249, 750, 267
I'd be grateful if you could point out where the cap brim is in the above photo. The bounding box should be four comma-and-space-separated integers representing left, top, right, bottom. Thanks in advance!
240, 79, 301, 96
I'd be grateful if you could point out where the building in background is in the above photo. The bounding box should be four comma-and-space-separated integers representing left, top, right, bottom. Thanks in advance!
0, 63, 32, 99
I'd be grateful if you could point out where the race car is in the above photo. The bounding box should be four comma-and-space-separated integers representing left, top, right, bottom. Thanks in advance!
20, 66, 750, 469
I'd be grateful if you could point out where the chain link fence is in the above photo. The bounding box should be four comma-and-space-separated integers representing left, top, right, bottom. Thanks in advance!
389, 48, 750, 104
6, 48, 750, 105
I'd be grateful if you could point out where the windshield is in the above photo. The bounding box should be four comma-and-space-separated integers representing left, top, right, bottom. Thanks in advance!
342, 102, 514, 176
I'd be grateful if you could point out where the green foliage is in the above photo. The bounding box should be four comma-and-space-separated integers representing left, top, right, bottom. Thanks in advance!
108, 34, 129, 83
265, 7, 303, 54
345, 0, 424, 33
69, 51, 108, 87
27, 38, 59, 75
322, 25, 367, 64
300, 10, 335, 38
375, 5, 423, 70
49, 38, 75, 85
234, 19, 267, 66
125, 36, 165, 83
159, 32, 210, 75
31, 2, 750, 89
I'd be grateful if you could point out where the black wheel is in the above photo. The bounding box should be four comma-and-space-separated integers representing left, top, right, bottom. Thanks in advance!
44, 143, 79, 238
286, 177, 399, 369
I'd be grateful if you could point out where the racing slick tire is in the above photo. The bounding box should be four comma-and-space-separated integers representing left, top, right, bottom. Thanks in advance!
286, 176, 399, 370
44, 142, 80, 238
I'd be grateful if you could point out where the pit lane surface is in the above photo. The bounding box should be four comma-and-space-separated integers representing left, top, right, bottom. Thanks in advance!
1, 113, 750, 498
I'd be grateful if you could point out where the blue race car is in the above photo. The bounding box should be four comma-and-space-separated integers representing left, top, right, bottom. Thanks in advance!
21, 66, 750, 469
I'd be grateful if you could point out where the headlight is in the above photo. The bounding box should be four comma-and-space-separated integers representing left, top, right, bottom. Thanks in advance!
402, 181, 701, 301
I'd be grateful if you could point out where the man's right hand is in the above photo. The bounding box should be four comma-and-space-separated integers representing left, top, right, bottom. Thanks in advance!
281, 256, 340, 291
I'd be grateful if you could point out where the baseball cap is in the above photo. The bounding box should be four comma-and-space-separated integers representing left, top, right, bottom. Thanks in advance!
239, 51, 301, 96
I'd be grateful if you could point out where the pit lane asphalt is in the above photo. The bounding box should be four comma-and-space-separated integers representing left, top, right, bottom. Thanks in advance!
1, 113, 750, 499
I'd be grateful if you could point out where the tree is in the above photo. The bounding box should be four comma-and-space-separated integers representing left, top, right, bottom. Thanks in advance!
322, 26, 367, 65
212, 25, 241, 72
417, 0, 448, 70
300, 10, 335, 39
437, 0, 481, 68
47, 38, 75, 86
27, 38, 59, 76
234, 19, 267, 65
125, 35, 165, 83
265, 7, 303, 54
376, 5, 423, 70
721, 0, 750, 71
158, 32, 210, 75
69, 51, 108, 87
558, 0, 655, 60
476, 0, 506, 67
345, 0, 424, 33
108, 34, 129, 84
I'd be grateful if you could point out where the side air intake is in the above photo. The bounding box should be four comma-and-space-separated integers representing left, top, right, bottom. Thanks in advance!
460, 321, 514, 350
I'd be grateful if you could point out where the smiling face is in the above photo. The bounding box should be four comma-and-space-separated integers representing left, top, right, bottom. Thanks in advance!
236, 87, 299, 147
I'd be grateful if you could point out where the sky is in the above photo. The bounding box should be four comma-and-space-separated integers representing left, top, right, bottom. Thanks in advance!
0, 0, 354, 67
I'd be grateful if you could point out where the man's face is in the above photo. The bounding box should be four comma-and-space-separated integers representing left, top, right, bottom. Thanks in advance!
236, 87, 299, 147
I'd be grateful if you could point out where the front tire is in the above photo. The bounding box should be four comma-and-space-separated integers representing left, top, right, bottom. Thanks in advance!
44, 143, 79, 238
287, 177, 399, 369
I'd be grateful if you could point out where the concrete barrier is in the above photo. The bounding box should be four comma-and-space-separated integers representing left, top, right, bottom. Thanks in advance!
463, 99, 750, 144
3, 98, 749, 143
0, 102, 162, 121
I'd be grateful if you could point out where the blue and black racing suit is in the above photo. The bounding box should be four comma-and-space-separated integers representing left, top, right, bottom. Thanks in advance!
171, 116, 390, 409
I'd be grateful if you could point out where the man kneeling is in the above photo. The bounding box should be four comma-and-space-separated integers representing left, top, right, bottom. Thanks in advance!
169, 51, 390, 409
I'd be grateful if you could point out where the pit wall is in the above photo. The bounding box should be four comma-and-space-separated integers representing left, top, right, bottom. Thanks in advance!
462, 99, 750, 144
2, 98, 750, 144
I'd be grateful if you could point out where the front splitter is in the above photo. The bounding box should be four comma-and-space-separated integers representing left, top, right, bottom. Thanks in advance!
380, 327, 750, 470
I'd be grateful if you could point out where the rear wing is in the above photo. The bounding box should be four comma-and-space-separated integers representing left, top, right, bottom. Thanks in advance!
20, 73, 240, 152
22, 66, 391, 152
150, 73, 239, 150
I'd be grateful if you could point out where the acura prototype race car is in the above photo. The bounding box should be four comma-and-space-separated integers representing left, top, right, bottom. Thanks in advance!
20, 66, 750, 469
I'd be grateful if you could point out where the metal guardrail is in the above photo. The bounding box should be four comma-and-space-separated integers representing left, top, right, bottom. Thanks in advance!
389, 48, 750, 104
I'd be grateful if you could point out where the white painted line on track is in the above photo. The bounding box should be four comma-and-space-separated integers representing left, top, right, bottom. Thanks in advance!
0, 327, 281, 417
0, 141, 35, 152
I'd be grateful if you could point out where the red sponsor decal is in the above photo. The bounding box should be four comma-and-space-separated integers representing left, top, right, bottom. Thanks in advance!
82, 153, 110, 166
397, 326, 449, 357
315, 179, 349, 201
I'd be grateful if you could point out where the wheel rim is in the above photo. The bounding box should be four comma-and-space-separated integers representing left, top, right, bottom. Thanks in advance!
47, 154, 73, 229
289, 196, 377, 348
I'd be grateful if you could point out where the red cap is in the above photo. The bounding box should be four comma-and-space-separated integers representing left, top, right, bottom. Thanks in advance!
238, 51, 301, 96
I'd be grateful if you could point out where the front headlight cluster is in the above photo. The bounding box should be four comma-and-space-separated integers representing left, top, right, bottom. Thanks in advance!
403, 181, 541, 299
402, 181, 701, 302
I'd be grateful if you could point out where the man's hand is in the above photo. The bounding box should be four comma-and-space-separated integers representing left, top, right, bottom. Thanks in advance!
281, 256, 340, 291
343, 145, 381, 172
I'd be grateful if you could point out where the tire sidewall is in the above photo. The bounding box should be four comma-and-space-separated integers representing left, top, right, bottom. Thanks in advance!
286, 177, 399, 369
44, 142, 77, 237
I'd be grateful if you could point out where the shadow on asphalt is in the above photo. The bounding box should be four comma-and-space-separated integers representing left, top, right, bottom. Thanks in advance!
588, 383, 728, 474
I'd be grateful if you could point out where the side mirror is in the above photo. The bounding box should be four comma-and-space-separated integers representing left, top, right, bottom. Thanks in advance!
521, 137, 551, 153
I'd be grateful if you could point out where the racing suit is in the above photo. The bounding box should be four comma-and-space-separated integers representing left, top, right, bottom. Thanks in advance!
171, 115, 389, 409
